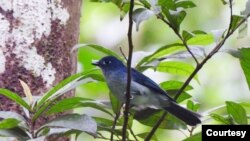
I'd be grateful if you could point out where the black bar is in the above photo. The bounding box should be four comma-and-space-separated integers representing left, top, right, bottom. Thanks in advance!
202, 125, 250, 141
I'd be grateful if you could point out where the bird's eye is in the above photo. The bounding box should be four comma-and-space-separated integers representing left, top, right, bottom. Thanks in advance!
102, 61, 106, 65
108, 60, 111, 64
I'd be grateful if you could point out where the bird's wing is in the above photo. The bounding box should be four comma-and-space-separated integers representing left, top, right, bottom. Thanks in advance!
132, 69, 174, 101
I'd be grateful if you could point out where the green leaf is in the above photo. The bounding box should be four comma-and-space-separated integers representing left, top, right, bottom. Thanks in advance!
176, 92, 192, 103
37, 70, 103, 109
0, 111, 25, 122
210, 113, 230, 125
187, 34, 214, 45
0, 128, 29, 141
220, 0, 228, 5
137, 132, 158, 141
134, 109, 187, 130
93, 117, 121, 128
162, 7, 187, 31
226, 101, 248, 124
239, 48, 250, 91
187, 100, 200, 112
109, 92, 122, 114
36, 72, 86, 108
158, 0, 176, 9
182, 30, 195, 41
133, 8, 154, 31
45, 97, 112, 115
136, 43, 185, 69
139, 0, 151, 9
72, 44, 121, 60
183, 132, 201, 141
120, 3, 130, 20
157, 61, 198, 82
34, 70, 102, 121
176, 0, 196, 9
0, 89, 29, 110
0, 119, 20, 129
160, 80, 193, 91
40, 114, 97, 135
230, 15, 244, 31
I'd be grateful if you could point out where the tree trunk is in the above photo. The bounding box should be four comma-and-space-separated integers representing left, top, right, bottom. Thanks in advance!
0, 0, 82, 140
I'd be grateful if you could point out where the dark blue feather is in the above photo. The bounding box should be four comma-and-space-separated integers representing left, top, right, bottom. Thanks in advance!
132, 69, 174, 101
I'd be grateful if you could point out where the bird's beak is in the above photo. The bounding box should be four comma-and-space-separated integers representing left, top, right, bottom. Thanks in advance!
91, 60, 100, 66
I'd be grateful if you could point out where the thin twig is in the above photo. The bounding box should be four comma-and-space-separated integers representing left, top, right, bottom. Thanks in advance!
120, 47, 128, 61
144, 112, 167, 141
111, 106, 122, 141
188, 126, 195, 136
122, 0, 135, 140
129, 125, 139, 141
145, 6, 250, 141
156, 14, 199, 65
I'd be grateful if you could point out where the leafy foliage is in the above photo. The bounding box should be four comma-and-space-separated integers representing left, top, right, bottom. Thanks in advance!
239, 48, 250, 90
1, 0, 250, 141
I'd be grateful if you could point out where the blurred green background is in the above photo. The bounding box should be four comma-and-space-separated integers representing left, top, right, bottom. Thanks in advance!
74, 0, 250, 140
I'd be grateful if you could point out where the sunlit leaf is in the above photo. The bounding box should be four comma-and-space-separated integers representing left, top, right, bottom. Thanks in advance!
0, 119, 20, 129
187, 34, 214, 45
136, 43, 185, 69
183, 132, 201, 141
133, 8, 154, 31
157, 61, 198, 82
226, 101, 248, 124
210, 113, 230, 125
0, 89, 29, 110
161, 46, 206, 60
109, 92, 122, 114
160, 80, 193, 91
239, 48, 250, 91
137, 132, 158, 141
187, 100, 200, 112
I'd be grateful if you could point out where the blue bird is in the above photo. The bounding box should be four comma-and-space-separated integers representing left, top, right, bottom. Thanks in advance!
92, 56, 201, 126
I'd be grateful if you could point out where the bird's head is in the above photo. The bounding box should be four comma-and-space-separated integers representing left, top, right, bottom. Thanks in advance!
92, 56, 125, 72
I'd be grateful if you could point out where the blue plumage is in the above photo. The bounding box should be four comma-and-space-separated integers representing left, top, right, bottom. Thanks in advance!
92, 56, 201, 126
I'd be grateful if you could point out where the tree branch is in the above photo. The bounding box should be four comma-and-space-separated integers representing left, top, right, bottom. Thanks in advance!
145, 4, 250, 141
122, 0, 135, 140
111, 106, 122, 141
156, 14, 199, 65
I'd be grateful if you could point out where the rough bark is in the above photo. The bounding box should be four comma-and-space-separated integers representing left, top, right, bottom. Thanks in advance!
0, 0, 82, 140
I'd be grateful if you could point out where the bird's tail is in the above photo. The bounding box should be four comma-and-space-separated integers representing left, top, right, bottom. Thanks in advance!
163, 101, 201, 126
